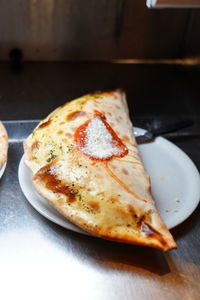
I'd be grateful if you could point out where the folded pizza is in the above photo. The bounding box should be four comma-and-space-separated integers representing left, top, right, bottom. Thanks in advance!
24, 90, 176, 251
0, 121, 8, 169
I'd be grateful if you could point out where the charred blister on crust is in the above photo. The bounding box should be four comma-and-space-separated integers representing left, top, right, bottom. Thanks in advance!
66, 111, 87, 121
88, 201, 100, 213
127, 205, 143, 224
122, 168, 129, 175
136, 215, 146, 227
110, 197, 117, 204
141, 222, 169, 248
35, 162, 78, 203
31, 141, 41, 152
38, 120, 52, 129
2, 135, 8, 141
57, 130, 64, 135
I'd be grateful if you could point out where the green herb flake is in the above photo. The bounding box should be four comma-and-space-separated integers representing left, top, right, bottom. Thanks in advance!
46, 150, 57, 163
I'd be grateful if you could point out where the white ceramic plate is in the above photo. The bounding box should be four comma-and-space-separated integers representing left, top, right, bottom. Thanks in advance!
0, 162, 7, 179
18, 128, 200, 232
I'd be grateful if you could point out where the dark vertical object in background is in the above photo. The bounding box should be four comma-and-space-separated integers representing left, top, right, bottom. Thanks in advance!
9, 48, 23, 73
182, 9, 200, 57
114, 0, 126, 39
177, 11, 192, 58
115, 1, 190, 59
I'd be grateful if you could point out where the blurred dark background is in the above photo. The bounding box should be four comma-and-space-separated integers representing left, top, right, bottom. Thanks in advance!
1, 0, 200, 60
0, 0, 200, 121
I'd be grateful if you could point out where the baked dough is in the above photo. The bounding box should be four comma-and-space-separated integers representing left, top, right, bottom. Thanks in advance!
0, 121, 8, 169
24, 90, 176, 251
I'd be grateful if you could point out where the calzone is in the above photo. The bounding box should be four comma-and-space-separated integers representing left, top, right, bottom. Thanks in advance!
24, 90, 176, 251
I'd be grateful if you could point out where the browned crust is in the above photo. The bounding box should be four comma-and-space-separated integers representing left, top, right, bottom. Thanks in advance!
32, 167, 176, 252
90, 89, 124, 97
34, 181, 175, 251
59, 89, 124, 109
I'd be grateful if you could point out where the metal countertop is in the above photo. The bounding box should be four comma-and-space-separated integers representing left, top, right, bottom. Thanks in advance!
0, 119, 200, 300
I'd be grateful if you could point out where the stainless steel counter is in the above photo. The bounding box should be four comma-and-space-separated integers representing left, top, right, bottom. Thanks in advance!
0, 120, 200, 300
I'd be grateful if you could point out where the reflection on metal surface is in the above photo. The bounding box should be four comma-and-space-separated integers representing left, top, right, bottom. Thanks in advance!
0, 120, 199, 300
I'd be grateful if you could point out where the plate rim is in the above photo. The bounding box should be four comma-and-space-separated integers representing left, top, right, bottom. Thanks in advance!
0, 161, 7, 179
18, 127, 200, 231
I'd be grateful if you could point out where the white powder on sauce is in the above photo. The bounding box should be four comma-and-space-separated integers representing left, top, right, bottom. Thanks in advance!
82, 117, 122, 159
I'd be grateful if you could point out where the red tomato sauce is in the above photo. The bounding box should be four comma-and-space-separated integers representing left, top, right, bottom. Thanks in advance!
74, 111, 128, 161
